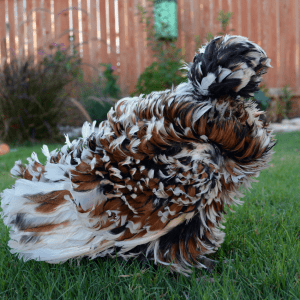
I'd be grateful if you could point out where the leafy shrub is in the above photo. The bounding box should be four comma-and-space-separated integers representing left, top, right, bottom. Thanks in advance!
99, 63, 121, 99
134, 60, 185, 95
133, 1, 186, 95
79, 64, 120, 124
252, 86, 272, 111
280, 85, 294, 118
0, 44, 82, 145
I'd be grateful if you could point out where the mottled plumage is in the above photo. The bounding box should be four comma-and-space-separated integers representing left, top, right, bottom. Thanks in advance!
1, 35, 276, 275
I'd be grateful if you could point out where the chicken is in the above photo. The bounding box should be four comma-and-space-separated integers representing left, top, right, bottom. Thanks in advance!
1, 35, 276, 275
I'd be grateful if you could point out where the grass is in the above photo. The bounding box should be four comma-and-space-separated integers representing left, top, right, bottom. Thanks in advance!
0, 132, 299, 300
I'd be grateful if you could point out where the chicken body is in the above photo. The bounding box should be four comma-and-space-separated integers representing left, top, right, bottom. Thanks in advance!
1, 35, 276, 275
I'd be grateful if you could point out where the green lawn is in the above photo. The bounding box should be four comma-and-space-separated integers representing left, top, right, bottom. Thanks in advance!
0, 132, 299, 300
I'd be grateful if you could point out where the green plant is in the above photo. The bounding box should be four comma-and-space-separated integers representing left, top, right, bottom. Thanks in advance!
270, 85, 294, 122
0, 44, 82, 145
134, 60, 185, 95
195, 10, 234, 50
250, 84, 272, 111
41, 43, 84, 83
79, 64, 120, 124
79, 82, 114, 125
99, 63, 121, 99
216, 10, 234, 35
133, 0, 186, 95
281, 84, 294, 118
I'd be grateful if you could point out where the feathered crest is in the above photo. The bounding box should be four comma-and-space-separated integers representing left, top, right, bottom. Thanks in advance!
188, 35, 271, 99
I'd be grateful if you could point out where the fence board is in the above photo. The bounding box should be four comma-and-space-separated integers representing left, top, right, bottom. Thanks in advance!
249, 0, 258, 43
26, 0, 34, 57
222, 0, 229, 14
200, 0, 210, 43
89, 0, 98, 78
240, 0, 248, 37
183, 0, 193, 61
118, 0, 127, 93
17, 0, 25, 58
176, 0, 183, 51
35, 0, 43, 63
1, 0, 299, 96
8, 0, 16, 61
146, 0, 155, 67
279, 0, 289, 88
231, 0, 239, 36
193, 0, 200, 50
53, 0, 61, 43
57, 0, 70, 51
136, 0, 145, 76
0, 0, 6, 61
287, 0, 296, 88
267, 0, 277, 87
127, 0, 137, 93
71, 0, 78, 52
81, 0, 90, 81
43, 0, 52, 47
211, 0, 218, 35
109, 0, 117, 69
99, 0, 108, 65
297, 0, 300, 88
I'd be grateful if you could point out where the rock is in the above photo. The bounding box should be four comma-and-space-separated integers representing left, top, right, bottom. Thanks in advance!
58, 125, 101, 139
269, 117, 300, 133
0, 143, 10, 155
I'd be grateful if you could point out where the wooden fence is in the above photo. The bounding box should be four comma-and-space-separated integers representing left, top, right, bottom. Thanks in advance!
0, 0, 300, 97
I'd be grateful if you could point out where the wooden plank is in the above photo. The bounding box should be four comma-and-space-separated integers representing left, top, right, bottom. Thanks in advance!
176, 0, 184, 51
81, 0, 90, 81
136, 0, 145, 76
44, 0, 52, 47
0, 0, 6, 61
222, 0, 229, 13
146, 0, 155, 67
222, 0, 231, 36
200, 0, 210, 43
118, 0, 128, 94
286, 0, 296, 89
53, 0, 61, 42
190, 0, 196, 60
71, 0, 79, 52
265, 0, 277, 87
249, 0, 258, 43
17, 0, 25, 58
231, 0, 239, 36
57, 0, 70, 51
279, 0, 289, 88
240, 0, 248, 37
297, 0, 300, 88
257, 0, 262, 46
213, 0, 220, 36
26, 0, 34, 57
127, 0, 137, 93
261, 0, 269, 55
193, 0, 201, 50
183, 0, 194, 61
90, 0, 98, 80
99, 0, 108, 65
35, 0, 43, 63
109, 0, 117, 69
228, 0, 236, 34
276, 0, 280, 87
8, 0, 16, 61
